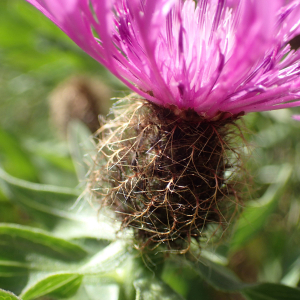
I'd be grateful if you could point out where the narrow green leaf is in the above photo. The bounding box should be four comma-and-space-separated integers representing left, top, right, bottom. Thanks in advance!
17, 242, 128, 300
68, 276, 120, 300
0, 247, 29, 295
61, 285, 92, 300
185, 257, 247, 292
23, 139, 78, 187
0, 235, 126, 296
79, 241, 128, 275
67, 120, 95, 182
0, 168, 117, 241
0, 128, 38, 181
20, 273, 82, 300
0, 223, 87, 261
281, 256, 300, 287
0, 167, 78, 197
182, 256, 300, 300
134, 278, 185, 300
0, 288, 21, 300
0, 259, 29, 277
230, 164, 292, 252
243, 283, 300, 300
0, 167, 79, 227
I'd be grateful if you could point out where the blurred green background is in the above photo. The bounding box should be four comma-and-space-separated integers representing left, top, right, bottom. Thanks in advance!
0, 0, 127, 186
0, 1, 300, 299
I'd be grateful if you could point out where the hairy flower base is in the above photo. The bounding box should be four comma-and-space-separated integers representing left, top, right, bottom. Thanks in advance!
90, 97, 244, 252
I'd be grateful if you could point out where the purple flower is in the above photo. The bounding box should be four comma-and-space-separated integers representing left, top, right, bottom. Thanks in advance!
26, 0, 300, 119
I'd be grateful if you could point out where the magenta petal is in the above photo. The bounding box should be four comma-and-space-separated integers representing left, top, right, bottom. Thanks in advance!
292, 115, 300, 121
25, 0, 300, 119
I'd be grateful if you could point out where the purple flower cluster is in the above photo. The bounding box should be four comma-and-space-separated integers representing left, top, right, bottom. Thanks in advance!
26, 0, 300, 119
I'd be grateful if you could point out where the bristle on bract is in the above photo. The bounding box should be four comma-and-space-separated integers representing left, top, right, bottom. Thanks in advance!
89, 97, 244, 252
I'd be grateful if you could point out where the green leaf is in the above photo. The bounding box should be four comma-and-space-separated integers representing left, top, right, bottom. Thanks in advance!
79, 241, 128, 275
16, 241, 128, 300
0, 251, 29, 277
0, 128, 38, 182
230, 164, 292, 252
68, 276, 120, 300
0, 289, 21, 300
20, 273, 82, 300
185, 257, 247, 292
67, 120, 95, 182
0, 241, 126, 297
134, 278, 185, 300
0, 223, 87, 261
0, 168, 117, 241
281, 256, 300, 287
0, 247, 29, 295
0, 167, 78, 200
181, 256, 300, 300
23, 139, 78, 188
242, 283, 300, 300
0, 167, 79, 229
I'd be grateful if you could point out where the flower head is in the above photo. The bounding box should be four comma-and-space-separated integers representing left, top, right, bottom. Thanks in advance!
26, 0, 300, 119
26, 0, 300, 249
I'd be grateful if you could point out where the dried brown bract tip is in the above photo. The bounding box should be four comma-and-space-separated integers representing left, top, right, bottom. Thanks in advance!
89, 96, 245, 253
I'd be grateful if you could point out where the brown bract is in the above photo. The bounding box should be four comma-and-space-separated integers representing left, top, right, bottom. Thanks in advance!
89, 96, 245, 253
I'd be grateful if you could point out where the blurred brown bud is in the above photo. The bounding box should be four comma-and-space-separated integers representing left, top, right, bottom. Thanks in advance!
49, 75, 111, 136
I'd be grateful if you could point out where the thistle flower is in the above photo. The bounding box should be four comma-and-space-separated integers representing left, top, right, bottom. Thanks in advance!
26, 0, 300, 251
